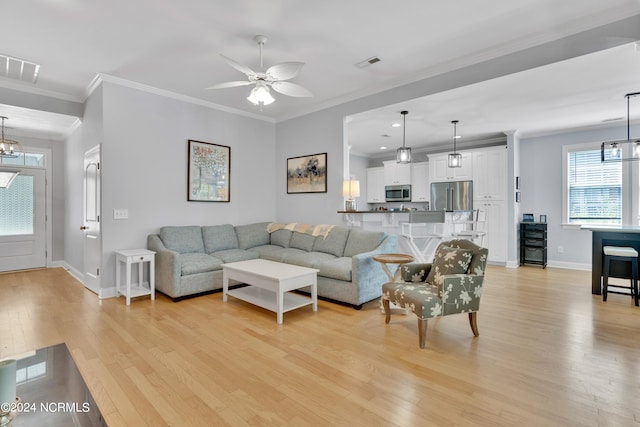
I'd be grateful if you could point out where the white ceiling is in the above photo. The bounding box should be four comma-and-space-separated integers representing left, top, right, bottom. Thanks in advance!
348, 42, 640, 157
0, 0, 638, 149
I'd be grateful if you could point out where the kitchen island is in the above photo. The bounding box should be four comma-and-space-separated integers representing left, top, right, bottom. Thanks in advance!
581, 225, 640, 295
339, 210, 472, 262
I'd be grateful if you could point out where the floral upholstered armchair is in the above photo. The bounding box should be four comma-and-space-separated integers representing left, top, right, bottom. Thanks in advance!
382, 239, 488, 348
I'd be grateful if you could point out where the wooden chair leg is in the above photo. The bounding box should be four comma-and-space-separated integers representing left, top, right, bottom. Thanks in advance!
383, 299, 391, 324
418, 318, 428, 349
468, 312, 479, 337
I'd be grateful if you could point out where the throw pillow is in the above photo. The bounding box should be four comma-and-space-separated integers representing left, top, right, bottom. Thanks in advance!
425, 246, 473, 286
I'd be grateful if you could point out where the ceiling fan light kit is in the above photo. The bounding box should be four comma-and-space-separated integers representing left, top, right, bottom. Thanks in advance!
208, 35, 313, 108
396, 110, 411, 164
448, 120, 462, 168
247, 81, 274, 106
601, 91, 640, 162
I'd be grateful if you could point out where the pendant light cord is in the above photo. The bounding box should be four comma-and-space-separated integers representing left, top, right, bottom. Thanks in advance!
452, 120, 458, 153
402, 111, 406, 148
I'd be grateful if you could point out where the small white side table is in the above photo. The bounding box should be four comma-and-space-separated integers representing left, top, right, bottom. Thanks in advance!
115, 249, 156, 305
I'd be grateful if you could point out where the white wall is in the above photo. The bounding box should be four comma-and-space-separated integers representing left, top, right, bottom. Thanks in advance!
519, 124, 639, 269
96, 82, 277, 288
63, 124, 84, 272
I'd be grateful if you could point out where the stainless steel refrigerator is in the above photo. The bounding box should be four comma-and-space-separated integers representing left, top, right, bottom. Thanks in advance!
430, 180, 473, 211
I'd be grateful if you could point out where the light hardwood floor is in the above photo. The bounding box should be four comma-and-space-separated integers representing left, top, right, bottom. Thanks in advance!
1, 266, 639, 426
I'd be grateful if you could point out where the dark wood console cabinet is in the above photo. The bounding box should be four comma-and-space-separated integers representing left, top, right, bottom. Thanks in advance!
520, 222, 547, 268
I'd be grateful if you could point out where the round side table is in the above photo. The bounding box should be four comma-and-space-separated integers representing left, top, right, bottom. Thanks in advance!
374, 253, 414, 314
373, 253, 415, 283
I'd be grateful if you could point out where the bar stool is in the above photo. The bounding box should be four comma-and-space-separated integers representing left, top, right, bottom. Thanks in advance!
602, 246, 639, 306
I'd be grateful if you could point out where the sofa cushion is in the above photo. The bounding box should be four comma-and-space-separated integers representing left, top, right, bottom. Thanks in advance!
312, 226, 350, 257
317, 257, 352, 281
289, 232, 316, 252
202, 224, 239, 254
283, 251, 336, 268
270, 229, 293, 248
425, 246, 473, 286
211, 249, 259, 263
181, 253, 223, 275
235, 222, 271, 249
251, 245, 305, 262
160, 226, 204, 254
343, 230, 386, 257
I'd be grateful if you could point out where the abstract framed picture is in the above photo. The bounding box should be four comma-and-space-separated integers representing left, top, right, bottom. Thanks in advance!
187, 139, 230, 202
287, 152, 327, 194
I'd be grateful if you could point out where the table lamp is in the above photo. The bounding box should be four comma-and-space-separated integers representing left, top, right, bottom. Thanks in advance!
342, 179, 360, 212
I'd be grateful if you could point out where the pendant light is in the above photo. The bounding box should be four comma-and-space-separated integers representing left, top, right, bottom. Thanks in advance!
396, 110, 411, 164
448, 120, 462, 168
601, 91, 640, 162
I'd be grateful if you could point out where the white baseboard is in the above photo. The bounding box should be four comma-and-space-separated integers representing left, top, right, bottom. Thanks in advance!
98, 286, 117, 299
547, 260, 591, 271
53, 261, 119, 299
53, 261, 84, 283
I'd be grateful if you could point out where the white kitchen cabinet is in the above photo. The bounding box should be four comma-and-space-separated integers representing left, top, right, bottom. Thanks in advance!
410, 162, 429, 202
383, 161, 411, 185
428, 153, 473, 182
366, 167, 385, 203
473, 147, 507, 200
475, 200, 507, 263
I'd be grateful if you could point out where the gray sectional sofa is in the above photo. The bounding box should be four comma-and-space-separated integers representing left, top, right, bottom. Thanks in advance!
147, 222, 397, 308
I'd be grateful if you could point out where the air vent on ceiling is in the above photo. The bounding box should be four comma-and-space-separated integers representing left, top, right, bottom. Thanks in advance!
602, 116, 625, 123
355, 56, 381, 68
0, 54, 40, 83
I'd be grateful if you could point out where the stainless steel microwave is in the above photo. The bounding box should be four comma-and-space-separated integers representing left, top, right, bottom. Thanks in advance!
385, 185, 411, 202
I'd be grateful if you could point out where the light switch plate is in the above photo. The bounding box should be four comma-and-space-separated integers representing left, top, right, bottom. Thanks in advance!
113, 208, 128, 220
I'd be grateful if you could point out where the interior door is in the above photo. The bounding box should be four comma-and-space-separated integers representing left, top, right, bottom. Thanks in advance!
82, 146, 101, 294
0, 168, 46, 272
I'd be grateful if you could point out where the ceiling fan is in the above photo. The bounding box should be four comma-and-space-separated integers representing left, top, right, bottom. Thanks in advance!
206, 35, 313, 107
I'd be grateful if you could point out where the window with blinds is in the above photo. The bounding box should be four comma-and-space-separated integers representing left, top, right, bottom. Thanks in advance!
568, 149, 622, 224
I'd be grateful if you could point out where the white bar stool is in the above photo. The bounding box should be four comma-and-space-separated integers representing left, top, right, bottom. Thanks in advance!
602, 245, 639, 306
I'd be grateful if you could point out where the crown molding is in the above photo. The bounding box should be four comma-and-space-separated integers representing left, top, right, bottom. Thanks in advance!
89, 74, 275, 124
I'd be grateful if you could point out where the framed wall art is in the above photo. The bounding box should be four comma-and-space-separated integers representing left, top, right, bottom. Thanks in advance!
286, 152, 327, 194
187, 139, 230, 202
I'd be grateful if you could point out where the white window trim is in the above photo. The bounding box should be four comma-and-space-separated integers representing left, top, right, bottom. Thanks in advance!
562, 141, 634, 229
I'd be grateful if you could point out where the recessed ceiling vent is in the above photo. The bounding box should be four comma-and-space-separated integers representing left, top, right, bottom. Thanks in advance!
0, 54, 40, 84
602, 116, 625, 123
355, 56, 381, 68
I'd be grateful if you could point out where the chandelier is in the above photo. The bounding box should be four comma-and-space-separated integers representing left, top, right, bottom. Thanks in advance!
0, 116, 23, 158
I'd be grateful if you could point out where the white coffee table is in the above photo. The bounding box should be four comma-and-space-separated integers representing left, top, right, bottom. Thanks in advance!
222, 259, 319, 324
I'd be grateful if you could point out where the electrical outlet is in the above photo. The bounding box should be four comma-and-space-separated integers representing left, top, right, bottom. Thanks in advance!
557, 246, 563, 253
113, 209, 128, 220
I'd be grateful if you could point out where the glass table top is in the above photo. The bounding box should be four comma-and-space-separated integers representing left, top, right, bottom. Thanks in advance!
9, 343, 106, 427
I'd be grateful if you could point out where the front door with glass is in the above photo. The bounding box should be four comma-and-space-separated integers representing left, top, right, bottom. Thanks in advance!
0, 168, 46, 272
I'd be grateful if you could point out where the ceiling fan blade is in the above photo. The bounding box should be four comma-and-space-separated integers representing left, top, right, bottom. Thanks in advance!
271, 81, 313, 98
220, 54, 256, 77
266, 62, 304, 81
205, 81, 253, 90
